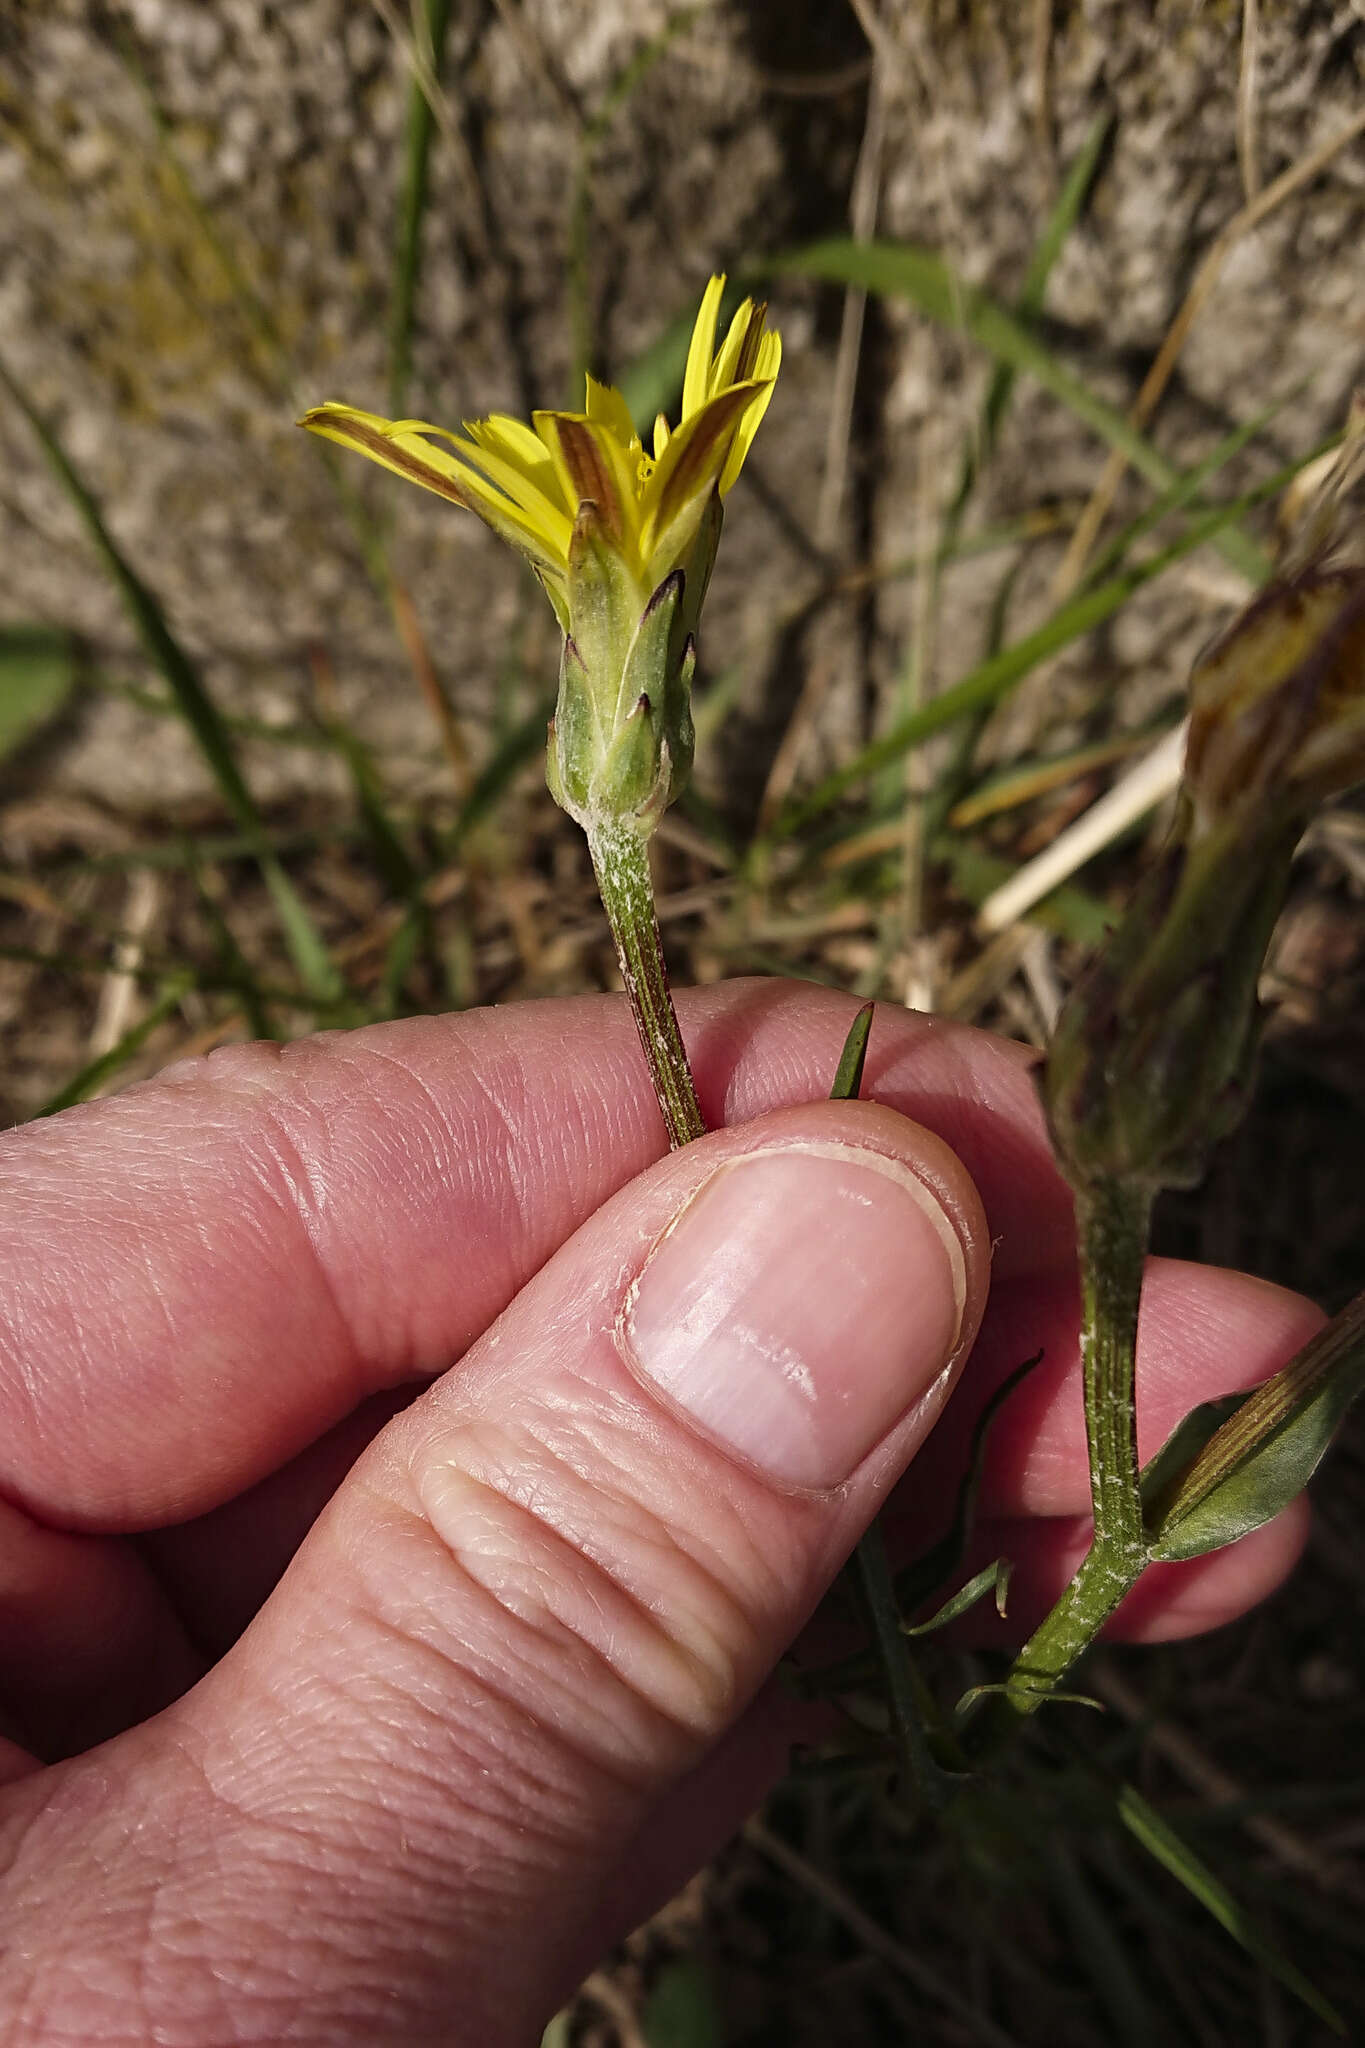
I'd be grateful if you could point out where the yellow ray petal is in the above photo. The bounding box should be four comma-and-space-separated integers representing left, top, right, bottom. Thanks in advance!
681, 274, 726, 423
583, 375, 640, 455
455, 423, 574, 539
533, 411, 644, 561
640, 379, 764, 561
299, 403, 570, 572
301, 403, 477, 508
709, 298, 761, 398
719, 337, 781, 496
466, 411, 560, 485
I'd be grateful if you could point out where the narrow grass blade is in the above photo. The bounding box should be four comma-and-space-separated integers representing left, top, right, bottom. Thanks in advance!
322, 715, 420, 899
947, 724, 1172, 828
851, 1520, 945, 1816
1046, 1841, 1160, 2048
828, 1001, 875, 1101
0, 356, 341, 1001
0, 626, 79, 759
388, 0, 454, 417
184, 846, 273, 1042
448, 692, 555, 849
897, 1350, 1043, 1615
641, 1958, 724, 2048
952, 112, 1112, 528
908, 121, 1109, 848
1118, 1786, 1345, 2032
1082, 397, 1301, 592
767, 239, 1268, 586
36, 976, 193, 1117
381, 901, 428, 1017
826, 997, 945, 1809
769, 463, 1294, 842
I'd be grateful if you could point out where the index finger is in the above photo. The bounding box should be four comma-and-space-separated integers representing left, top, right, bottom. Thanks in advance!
0, 978, 1067, 1527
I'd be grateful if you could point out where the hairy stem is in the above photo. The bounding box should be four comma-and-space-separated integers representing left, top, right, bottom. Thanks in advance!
980, 1174, 1153, 1733
587, 818, 704, 1149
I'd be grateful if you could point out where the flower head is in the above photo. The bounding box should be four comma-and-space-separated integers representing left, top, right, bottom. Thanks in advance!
300, 277, 779, 832
300, 276, 779, 625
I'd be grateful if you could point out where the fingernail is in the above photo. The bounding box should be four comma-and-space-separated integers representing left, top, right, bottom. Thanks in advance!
619, 1141, 967, 1489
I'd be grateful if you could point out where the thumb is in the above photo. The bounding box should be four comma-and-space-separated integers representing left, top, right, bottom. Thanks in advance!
11, 1099, 987, 2047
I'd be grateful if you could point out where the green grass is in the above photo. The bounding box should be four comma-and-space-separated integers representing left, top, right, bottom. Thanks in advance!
3, 19, 1363, 2045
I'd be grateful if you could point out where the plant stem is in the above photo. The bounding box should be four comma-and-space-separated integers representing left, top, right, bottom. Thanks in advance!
586, 818, 704, 1149
852, 1517, 943, 1817
1077, 1175, 1152, 1566
982, 1173, 1153, 1730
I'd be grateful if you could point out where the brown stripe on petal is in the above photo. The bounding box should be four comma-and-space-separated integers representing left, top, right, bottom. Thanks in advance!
310, 414, 475, 509
732, 304, 767, 383
652, 384, 757, 531
545, 417, 624, 541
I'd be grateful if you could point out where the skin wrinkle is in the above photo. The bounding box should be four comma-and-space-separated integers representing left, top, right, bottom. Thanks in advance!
221, 1043, 477, 1380
233, 1101, 360, 1399
516, 1370, 800, 1635
0, 1099, 358, 1524
318, 1502, 684, 1874
408, 1454, 740, 1758
0, 977, 1323, 2047
0, 984, 1062, 1527
2, 1760, 174, 2044
153, 1669, 546, 2024
424, 1400, 773, 1722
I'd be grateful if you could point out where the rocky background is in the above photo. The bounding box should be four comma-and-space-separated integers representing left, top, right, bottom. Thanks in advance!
2, 4, 1365, 2042
1, 1, 1362, 816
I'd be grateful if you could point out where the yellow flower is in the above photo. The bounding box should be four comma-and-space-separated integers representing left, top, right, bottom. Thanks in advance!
301, 278, 778, 836
299, 275, 780, 625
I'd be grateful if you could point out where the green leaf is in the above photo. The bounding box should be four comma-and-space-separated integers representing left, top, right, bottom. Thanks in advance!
36, 977, 194, 1118
0, 355, 342, 1004
897, 1350, 1044, 1615
828, 1001, 875, 1101
950, 111, 1112, 529
1147, 1292, 1365, 1563
851, 1518, 946, 1816
0, 625, 79, 759
766, 238, 1267, 587
642, 1959, 724, 2048
1138, 1392, 1244, 1528
904, 1558, 1012, 1637
1118, 1785, 1346, 2033
956, 1680, 1102, 1717
767, 481, 1280, 840
1046, 1841, 1159, 2048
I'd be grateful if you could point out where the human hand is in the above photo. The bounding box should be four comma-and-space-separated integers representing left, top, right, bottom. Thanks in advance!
0, 980, 1319, 2045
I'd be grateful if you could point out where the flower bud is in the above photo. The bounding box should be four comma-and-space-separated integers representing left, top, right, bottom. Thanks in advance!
1184, 568, 1365, 840
543, 509, 697, 834
1044, 420, 1365, 1193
